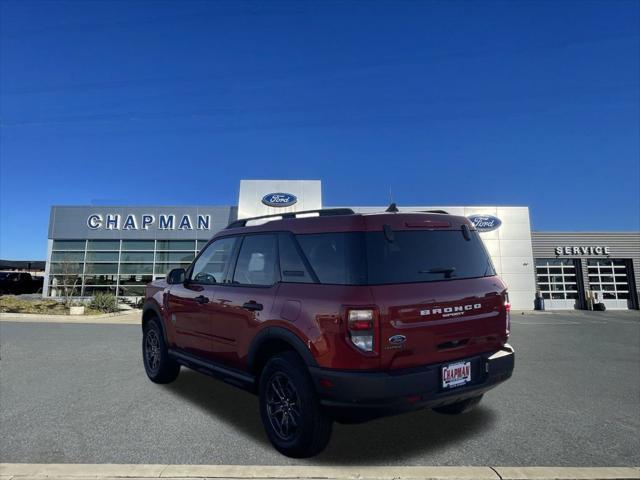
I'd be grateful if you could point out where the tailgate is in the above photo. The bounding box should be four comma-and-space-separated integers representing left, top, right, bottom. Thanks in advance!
371, 276, 508, 370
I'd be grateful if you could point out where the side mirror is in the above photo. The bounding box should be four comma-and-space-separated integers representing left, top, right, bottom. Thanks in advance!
167, 268, 186, 285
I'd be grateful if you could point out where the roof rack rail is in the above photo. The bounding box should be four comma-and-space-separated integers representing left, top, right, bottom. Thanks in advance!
226, 208, 356, 229
423, 209, 449, 214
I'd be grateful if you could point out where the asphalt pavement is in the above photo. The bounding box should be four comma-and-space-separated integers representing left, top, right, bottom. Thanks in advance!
0, 310, 638, 466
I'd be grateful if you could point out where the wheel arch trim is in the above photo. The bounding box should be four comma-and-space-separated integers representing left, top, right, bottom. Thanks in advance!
142, 300, 168, 343
247, 326, 319, 373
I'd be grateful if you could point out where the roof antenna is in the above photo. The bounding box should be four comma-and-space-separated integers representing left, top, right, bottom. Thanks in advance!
386, 185, 399, 213
386, 202, 399, 213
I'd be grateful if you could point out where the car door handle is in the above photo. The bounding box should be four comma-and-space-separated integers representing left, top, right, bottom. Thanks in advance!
195, 295, 209, 304
242, 301, 263, 312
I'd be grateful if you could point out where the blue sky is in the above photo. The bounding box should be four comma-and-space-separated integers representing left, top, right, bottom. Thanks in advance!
1, 0, 639, 260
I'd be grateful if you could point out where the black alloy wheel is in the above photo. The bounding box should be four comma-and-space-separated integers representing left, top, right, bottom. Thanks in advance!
144, 327, 161, 374
142, 317, 180, 384
258, 351, 332, 458
265, 372, 302, 441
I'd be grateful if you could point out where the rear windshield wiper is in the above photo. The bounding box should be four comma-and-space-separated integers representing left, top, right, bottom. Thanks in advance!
419, 267, 456, 278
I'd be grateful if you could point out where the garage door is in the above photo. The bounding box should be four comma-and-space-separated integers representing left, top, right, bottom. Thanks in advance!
587, 259, 631, 310
536, 259, 580, 310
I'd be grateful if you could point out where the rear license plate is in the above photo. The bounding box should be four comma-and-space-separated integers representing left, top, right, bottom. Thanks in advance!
442, 361, 471, 389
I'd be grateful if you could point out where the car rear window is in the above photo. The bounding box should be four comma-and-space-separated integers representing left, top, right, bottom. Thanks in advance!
295, 230, 495, 285
365, 230, 495, 284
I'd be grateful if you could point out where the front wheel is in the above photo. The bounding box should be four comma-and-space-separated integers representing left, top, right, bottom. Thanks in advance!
142, 317, 180, 384
259, 351, 332, 458
432, 394, 483, 415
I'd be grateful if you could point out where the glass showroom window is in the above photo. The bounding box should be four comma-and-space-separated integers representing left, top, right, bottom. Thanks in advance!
84, 274, 117, 285
84, 241, 119, 295
52, 240, 86, 251
86, 251, 119, 262
120, 273, 152, 297
118, 240, 155, 297
49, 239, 209, 297
154, 240, 197, 279
49, 240, 86, 297
122, 240, 155, 251
83, 239, 120, 296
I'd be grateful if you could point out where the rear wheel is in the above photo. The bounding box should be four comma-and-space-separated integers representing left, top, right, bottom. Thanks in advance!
432, 394, 483, 415
142, 317, 180, 384
259, 351, 332, 458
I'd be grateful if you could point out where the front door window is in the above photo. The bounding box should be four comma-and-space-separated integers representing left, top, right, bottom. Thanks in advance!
191, 237, 238, 284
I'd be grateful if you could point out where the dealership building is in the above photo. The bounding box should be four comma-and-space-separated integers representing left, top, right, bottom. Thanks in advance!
44, 180, 640, 311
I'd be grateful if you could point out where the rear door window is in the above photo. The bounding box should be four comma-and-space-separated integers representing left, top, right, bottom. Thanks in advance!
296, 233, 367, 285
232, 234, 279, 286
278, 233, 314, 283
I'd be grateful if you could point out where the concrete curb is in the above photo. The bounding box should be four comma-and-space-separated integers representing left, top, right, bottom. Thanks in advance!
0, 310, 141, 324
0, 464, 638, 480
494, 467, 640, 479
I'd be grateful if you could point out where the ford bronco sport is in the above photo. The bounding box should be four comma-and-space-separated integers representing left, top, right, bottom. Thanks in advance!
141, 208, 514, 457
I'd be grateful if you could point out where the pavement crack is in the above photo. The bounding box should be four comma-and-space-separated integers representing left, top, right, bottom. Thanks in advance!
489, 466, 503, 480
158, 464, 170, 478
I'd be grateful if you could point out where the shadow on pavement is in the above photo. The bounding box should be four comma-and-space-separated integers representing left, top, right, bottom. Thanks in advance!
165, 369, 497, 464
319, 407, 496, 464
164, 370, 268, 446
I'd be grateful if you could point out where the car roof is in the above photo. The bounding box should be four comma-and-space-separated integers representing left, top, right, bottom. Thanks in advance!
217, 209, 475, 237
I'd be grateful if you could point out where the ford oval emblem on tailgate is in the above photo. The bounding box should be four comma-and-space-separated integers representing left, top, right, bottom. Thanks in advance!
388, 334, 406, 345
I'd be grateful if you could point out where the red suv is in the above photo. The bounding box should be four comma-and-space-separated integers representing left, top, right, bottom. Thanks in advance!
142, 208, 514, 457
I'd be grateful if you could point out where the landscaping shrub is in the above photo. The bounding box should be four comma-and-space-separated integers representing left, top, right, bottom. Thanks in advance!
89, 293, 119, 313
0, 296, 68, 314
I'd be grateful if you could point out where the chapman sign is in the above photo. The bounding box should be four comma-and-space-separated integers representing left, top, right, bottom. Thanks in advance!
87, 213, 212, 231
468, 214, 502, 232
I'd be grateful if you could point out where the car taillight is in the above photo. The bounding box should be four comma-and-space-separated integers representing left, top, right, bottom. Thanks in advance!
347, 309, 377, 353
504, 293, 511, 336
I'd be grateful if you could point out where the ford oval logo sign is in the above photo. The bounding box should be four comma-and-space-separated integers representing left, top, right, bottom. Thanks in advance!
261, 193, 298, 208
468, 214, 502, 232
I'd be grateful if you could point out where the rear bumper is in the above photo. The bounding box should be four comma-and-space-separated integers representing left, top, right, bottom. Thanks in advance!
309, 344, 514, 414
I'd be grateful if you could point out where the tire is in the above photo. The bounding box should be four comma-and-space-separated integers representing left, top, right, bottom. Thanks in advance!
142, 317, 180, 384
259, 351, 332, 458
432, 394, 483, 415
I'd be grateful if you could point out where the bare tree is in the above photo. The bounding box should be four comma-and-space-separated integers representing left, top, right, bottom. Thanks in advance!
51, 259, 82, 308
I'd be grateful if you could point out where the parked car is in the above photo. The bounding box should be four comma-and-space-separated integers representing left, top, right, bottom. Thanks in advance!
141, 208, 514, 457
0, 272, 43, 295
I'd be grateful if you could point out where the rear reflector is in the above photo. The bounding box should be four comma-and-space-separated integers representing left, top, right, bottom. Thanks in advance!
504, 294, 511, 335
319, 378, 334, 389
350, 320, 373, 331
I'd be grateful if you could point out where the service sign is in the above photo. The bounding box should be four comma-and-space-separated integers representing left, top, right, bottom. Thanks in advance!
261, 193, 298, 208
555, 246, 611, 256
468, 214, 502, 232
